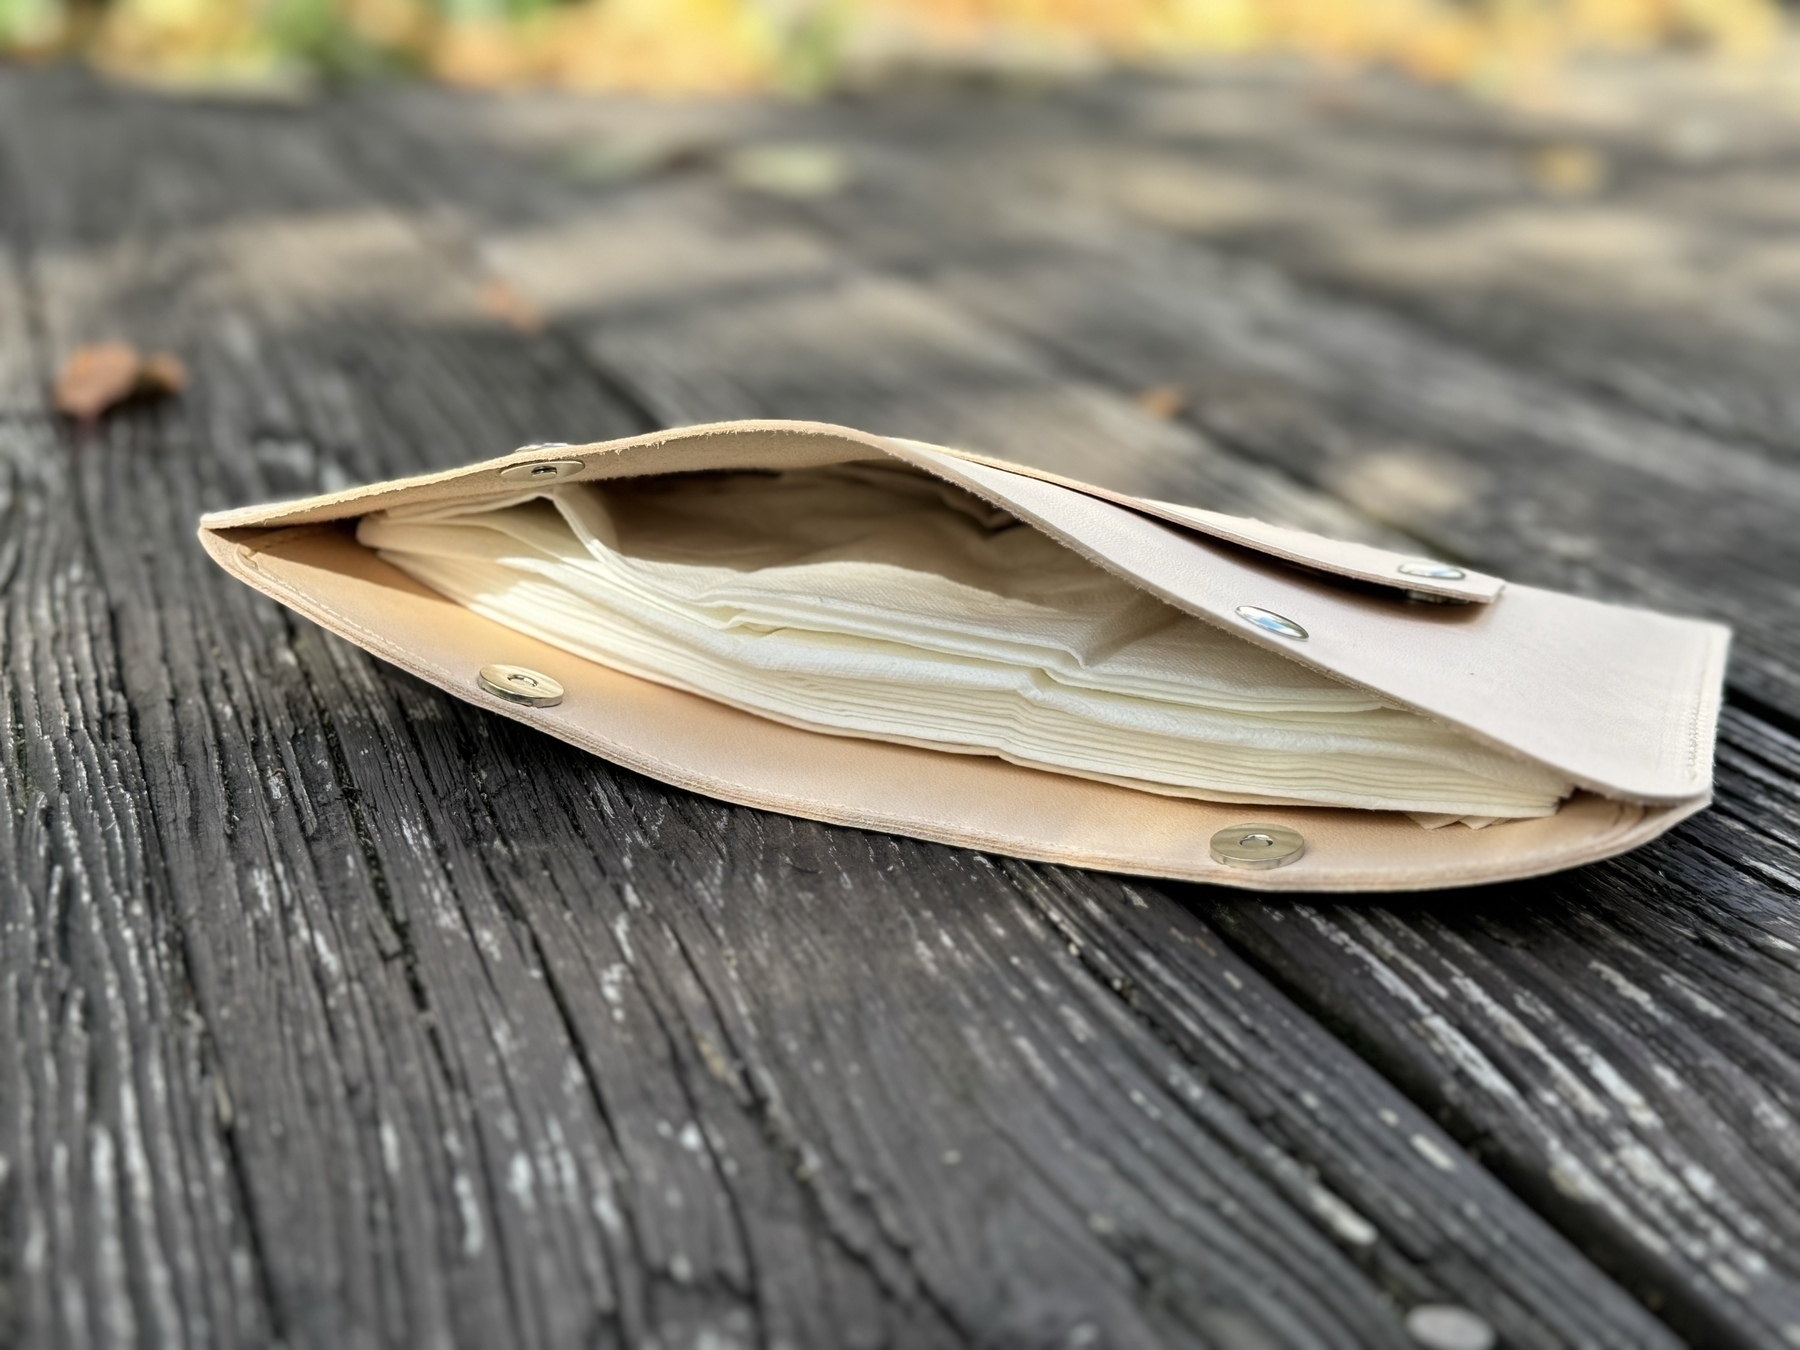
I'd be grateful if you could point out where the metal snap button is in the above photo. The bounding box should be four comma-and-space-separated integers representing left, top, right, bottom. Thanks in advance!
498, 459, 585, 483
1210, 823, 1305, 869
514, 441, 572, 453
477, 664, 565, 707
1234, 605, 1308, 640
1397, 561, 1466, 581
1404, 1305, 1494, 1350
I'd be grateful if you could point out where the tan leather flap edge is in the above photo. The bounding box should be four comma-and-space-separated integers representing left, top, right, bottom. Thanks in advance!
199, 421, 913, 528
203, 418, 1493, 600
884, 436, 1504, 603
197, 521, 1706, 893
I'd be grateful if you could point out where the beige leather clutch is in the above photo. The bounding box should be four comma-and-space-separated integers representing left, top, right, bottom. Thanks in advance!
198, 420, 1729, 892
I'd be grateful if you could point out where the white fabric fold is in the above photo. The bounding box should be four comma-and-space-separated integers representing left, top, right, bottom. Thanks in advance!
358, 462, 1572, 818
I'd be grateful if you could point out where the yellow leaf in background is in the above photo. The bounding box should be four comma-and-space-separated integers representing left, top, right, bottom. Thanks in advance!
533, 0, 777, 94
1569, 0, 1664, 47
1689, 0, 1785, 56
1529, 142, 1610, 196
433, 18, 528, 87
1394, 13, 1483, 83
1135, 384, 1188, 419
1159, 0, 1266, 53
479, 279, 547, 333
342, 0, 429, 49
90, 0, 303, 94
11, 0, 1793, 96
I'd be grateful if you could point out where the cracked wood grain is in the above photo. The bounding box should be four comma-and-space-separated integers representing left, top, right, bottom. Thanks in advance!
332, 73, 1800, 1348
689, 86, 1800, 1347
0, 66, 1696, 1349
1196, 707, 1800, 1349
325, 74, 1720, 1347
595, 78, 1800, 1345
1055, 64, 1800, 471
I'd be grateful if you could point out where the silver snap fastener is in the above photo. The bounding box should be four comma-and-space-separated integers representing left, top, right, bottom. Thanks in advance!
477, 664, 565, 707
1398, 561, 1466, 581
1210, 822, 1305, 869
1235, 605, 1308, 640
514, 441, 571, 453
498, 459, 584, 483
1404, 1305, 1494, 1350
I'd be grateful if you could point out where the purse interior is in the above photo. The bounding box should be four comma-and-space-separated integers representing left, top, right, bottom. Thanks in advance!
351, 463, 1571, 824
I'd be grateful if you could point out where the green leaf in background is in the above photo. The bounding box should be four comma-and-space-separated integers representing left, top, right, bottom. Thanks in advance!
0, 0, 62, 48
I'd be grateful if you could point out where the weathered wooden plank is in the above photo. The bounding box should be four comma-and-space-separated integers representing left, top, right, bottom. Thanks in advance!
734, 91, 1800, 1346
0, 75, 657, 1349
1199, 706, 1800, 1349
6, 332, 1426, 1345
335, 75, 1800, 1348
1068, 63, 1800, 469
1, 419, 276, 1348
336, 85, 1400, 539
0, 67, 1690, 1348
0, 260, 36, 421
657, 83, 1800, 1346
324, 73, 1734, 1345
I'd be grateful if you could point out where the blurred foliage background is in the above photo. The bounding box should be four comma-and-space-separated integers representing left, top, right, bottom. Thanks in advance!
0, 0, 1788, 96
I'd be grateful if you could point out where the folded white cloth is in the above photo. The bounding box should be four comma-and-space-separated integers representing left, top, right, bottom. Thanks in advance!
358, 462, 1571, 818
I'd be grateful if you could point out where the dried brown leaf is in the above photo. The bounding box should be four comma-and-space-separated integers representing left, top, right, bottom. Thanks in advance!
55, 341, 143, 420
1135, 384, 1188, 419
479, 279, 546, 334
139, 351, 189, 396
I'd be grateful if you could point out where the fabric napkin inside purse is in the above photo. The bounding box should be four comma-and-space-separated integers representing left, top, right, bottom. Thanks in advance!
355, 460, 1571, 821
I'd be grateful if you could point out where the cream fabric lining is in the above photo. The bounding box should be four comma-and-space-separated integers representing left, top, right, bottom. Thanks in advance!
357, 462, 1572, 819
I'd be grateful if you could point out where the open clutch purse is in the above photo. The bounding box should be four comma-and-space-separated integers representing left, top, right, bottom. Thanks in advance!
199, 420, 1729, 892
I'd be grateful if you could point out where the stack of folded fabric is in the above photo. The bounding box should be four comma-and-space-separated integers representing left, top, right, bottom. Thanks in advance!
358, 461, 1572, 820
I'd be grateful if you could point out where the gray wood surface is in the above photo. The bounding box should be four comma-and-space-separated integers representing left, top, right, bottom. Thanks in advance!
1, 58, 1796, 1349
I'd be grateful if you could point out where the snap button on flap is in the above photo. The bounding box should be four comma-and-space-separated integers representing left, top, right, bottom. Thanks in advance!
1114, 498, 1503, 601
1210, 823, 1304, 869
1235, 605, 1307, 639
514, 441, 572, 454
1398, 561, 1467, 581
478, 664, 564, 707
499, 459, 584, 483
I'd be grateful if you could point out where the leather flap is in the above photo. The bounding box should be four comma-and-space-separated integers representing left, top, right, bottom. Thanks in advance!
886, 451, 1729, 806
884, 437, 1504, 603
203, 419, 1494, 599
